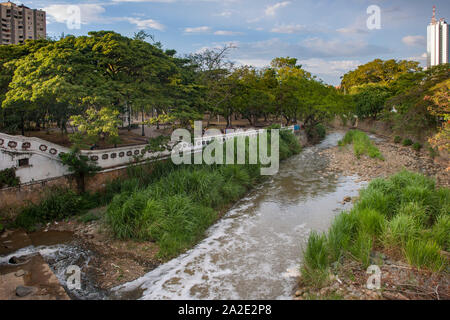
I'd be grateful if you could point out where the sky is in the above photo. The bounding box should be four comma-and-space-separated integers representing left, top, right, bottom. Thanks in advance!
17, 0, 450, 85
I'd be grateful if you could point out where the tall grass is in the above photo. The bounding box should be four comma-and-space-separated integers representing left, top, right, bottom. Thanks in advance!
106, 128, 302, 258
301, 170, 449, 285
338, 130, 384, 160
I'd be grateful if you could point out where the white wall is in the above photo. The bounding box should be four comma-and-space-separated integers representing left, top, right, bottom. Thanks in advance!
0, 126, 295, 185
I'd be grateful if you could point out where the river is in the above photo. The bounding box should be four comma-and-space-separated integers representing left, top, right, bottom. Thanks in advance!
111, 131, 365, 300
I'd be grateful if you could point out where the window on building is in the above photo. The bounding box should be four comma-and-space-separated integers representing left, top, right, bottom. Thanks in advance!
18, 158, 29, 167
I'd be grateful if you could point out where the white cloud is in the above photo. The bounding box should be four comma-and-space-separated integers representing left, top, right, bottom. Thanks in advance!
336, 27, 368, 34
407, 52, 427, 64
215, 10, 233, 18
184, 26, 211, 33
214, 30, 243, 36
271, 24, 307, 34
402, 35, 426, 47
299, 58, 361, 75
265, 1, 291, 16
235, 59, 270, 68
111, 0, 175, 2
302, 37, 390, 57
125, 17, 165, 30
44, 4, 105, 25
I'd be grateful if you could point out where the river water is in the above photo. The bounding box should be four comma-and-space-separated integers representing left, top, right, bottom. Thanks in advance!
112, 131, 365, 300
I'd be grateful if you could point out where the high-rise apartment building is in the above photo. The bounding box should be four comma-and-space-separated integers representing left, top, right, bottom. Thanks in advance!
0, 1, 46, 45
427, 6, 449, 68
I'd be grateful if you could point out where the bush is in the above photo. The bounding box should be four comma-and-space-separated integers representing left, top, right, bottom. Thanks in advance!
394, 136, 402, 144
412, 142, 422, 151
402, 138, 413, 146
0, 168, 20, 189
14, 188, 91, 230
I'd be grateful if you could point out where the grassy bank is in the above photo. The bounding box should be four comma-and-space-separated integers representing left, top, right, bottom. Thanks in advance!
106, 128, 302, 258
300, 170, 449, 289
338, 130, 384, 160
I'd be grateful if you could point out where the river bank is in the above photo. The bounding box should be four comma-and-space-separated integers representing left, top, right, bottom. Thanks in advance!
1, 128, 307, 299
320, 134, 449, 188
295, 131, 449, 300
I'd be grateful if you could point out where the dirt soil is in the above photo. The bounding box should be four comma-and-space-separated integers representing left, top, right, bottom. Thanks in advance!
45, 216, 161, 291
320, 138, 449, 188
295, 253, 450, 300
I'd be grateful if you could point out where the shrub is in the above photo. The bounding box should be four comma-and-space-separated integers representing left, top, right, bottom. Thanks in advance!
14, 188, 90, 230
428, 146, 439, 159
394, 136, 402, 144
0, 168, 20, 189
405, 239, 446, 272
412, 142, 422, 151
402, 138, 413, 146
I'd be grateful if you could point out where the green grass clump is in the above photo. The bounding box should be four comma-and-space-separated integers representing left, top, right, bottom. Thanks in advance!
412, 142, 422, 151
300, 170, 449, 285
300, 232, 330, 288
402, 138, 413, 146
429, 214, 450, 251
405, 239, 446, 272
338, 130, 384, 160
77, 212, 101, 223
394, 136, 402, 144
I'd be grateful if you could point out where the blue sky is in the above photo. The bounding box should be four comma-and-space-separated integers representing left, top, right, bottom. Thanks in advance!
21, 0, 450, 85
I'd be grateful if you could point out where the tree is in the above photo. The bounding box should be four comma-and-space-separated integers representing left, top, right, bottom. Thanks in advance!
341, 59, 421, 93
425, 79, 450, 154
353, 84, 392, 119
59, 147, 100, 193
70, 107, 122, 147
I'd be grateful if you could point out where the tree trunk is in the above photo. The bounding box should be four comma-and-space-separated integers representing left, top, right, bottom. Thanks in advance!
127, 102, 131, 131
141, 109, 145, 137
21, 113, 25, 136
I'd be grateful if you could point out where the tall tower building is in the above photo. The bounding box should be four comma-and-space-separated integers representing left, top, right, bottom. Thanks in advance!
0, 1, 46, 45
427, 6, 449, 68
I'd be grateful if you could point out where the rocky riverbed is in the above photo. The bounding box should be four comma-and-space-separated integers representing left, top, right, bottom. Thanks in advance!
321, 139, 449, 188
